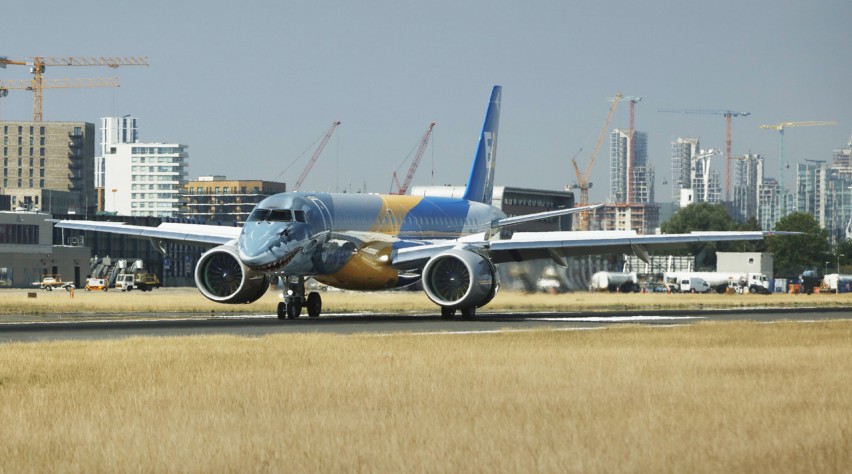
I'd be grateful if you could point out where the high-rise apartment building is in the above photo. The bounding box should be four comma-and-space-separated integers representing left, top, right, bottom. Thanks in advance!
670, 138, 722, 208
96, 116, 140, 210
671, 138, 699, 205
103, 143, 188, 217
732, 154, 764, 222
609, 129, 653, 204
796, 140, 852, 243
758, 178, 782, 231
1, 121, 96, 214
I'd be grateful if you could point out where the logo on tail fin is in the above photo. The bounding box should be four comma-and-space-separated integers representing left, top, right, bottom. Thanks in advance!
463, 85, 502, 204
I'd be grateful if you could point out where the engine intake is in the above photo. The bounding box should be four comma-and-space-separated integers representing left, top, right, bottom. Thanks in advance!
421, 248, 498, 310
195, 244, 269, 304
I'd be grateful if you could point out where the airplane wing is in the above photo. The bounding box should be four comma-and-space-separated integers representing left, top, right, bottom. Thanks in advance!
52, 220, 241, 246
391, 230, 779, 271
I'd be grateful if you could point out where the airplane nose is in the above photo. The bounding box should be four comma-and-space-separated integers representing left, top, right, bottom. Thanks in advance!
238, 223, 303, 271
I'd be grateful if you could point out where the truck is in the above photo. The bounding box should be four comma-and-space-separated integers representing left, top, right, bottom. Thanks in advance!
676, 277, 711, 293
32, 275, 75, 291
114, 272, 161, 292
589, 272, 639, 292
664, 271, 769, 294
821, 274, 852, 293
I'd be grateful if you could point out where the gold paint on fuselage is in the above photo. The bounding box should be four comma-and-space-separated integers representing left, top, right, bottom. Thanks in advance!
371, 195, 423, 236
314, 241, 398, 290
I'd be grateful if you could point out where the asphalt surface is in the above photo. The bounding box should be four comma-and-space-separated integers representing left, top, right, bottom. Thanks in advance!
1, 307, 850, 343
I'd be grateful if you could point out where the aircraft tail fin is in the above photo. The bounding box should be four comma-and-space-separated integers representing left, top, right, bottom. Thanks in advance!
462, 85, 502, 204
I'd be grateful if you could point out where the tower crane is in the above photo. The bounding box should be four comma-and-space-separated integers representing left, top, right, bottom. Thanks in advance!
0, 56, 148, 121
0, 77, 120, 106
572, 93, 622, 231
759, 120, 837, 217
622, 96, 643, 203
391, 122, 436, 195
658, 108, 751, 205
293, 121, 341, 192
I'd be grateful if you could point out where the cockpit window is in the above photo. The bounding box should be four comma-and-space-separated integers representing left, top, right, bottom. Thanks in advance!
248, 208, 295, 222
269, 209, 293, 222
248, 209, 270, 222
294, 210, 307, 223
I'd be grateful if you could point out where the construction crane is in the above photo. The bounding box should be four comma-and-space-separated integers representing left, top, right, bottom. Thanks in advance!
658, 108, 751, 204
0, 77, 120, 105
759, 120, 837, 217
622, 96, 643, 203
0, 56, 148, 121
572, 93, 622, 231
293, 121, 341, 192
391, 122, 436, 195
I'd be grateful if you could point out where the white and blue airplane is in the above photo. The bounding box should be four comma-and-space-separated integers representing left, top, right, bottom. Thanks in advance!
56, 86, 779, 319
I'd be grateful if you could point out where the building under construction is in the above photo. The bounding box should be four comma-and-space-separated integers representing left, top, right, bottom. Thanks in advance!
599, 128, 658, 233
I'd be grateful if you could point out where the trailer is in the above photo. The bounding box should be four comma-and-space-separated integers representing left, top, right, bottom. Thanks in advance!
589, 272, 639, 292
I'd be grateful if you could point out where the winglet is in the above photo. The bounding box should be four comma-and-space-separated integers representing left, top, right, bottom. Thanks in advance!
463, 85, 502, 204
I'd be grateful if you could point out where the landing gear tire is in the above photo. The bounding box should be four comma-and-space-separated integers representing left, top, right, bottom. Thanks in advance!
286, 300, 302, 319
460, 307, 476, 320
277, 302, 286, 320
440, 307, 456, 319
306, 292, 322, 318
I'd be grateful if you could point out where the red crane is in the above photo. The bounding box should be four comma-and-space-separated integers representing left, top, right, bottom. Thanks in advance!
293, 121, 341, 191
391, 122, 436, 195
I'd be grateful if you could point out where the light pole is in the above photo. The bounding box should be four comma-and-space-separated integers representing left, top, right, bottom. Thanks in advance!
838, 254, 845, 275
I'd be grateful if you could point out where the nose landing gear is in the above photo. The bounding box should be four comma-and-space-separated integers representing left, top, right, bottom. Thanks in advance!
276, 276, 323, 320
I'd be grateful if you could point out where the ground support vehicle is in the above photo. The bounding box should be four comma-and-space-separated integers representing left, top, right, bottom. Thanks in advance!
115, 273, 161, 292
84, 278, 109, 291
32, 275, 75, 291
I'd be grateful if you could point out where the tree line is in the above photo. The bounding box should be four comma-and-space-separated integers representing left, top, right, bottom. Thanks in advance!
661, 203, 852, 277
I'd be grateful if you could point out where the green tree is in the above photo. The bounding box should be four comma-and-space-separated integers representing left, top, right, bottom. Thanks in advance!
766, 212, 830, 276
660, 203, 737, 268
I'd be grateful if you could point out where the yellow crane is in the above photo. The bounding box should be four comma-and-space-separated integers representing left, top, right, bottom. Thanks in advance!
0, 56, 148, 121
572, 92, 622, 231
759, 120, 837, 217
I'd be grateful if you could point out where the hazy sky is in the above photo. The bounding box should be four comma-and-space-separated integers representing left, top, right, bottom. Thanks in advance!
2, 0, 850, 202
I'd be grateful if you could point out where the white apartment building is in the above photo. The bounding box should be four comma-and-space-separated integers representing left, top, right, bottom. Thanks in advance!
103, 143, 188, 217
96, 116, 139, 189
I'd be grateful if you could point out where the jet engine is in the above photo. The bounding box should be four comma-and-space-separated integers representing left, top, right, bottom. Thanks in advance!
421, 248, 499, 310
194, 244, 269, 304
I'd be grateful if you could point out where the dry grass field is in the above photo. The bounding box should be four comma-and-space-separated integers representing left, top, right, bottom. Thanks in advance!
1, 321, 850, 472
1, 287, 852, 320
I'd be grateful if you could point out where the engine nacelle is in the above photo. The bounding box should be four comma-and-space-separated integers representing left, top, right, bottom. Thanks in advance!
421, 248, 499, 310
194, 244, 269, 304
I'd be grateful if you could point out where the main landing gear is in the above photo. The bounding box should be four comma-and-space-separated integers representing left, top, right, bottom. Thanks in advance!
277, 276, 323, 320
440, 306, 476, 320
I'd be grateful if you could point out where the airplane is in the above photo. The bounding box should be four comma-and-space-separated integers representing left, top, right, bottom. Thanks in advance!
55, 85, 784, 320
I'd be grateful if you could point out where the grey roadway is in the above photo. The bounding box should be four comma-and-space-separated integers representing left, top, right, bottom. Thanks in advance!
1, 307, 850, 343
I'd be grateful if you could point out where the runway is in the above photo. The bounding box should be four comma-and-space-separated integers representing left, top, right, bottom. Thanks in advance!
1, 307, 850, 343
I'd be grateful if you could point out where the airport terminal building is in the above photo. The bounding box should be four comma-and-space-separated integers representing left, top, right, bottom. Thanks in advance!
0, 211, 89, 288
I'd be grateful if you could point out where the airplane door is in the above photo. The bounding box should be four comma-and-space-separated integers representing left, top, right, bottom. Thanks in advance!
308, 196, 333, 234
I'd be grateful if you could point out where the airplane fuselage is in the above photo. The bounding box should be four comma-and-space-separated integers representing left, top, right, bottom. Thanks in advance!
238, 192, 506, 290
